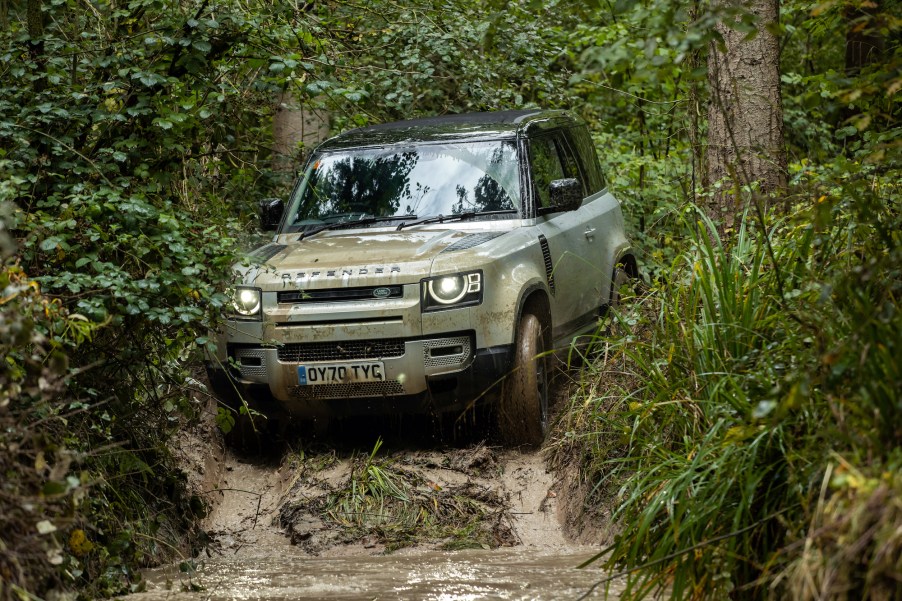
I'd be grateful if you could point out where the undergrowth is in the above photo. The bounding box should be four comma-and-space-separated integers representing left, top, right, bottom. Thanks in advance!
554, 165, 900, 599
0, 257, 212, 599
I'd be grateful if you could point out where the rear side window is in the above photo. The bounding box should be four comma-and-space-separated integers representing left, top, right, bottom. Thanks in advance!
527, 136, 566, 210
568, 126, 606, 194
556, 138, 583, 193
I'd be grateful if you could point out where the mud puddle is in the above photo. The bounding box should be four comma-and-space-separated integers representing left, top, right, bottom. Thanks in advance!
125, 409, 619, 600
130, 547, 621, 600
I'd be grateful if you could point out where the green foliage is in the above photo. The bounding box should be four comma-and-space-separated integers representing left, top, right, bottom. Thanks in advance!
558, 161, 900, 598
0, 0, 285, 596
554, 3, 901, 593
561, 1, 726, 277
1, 259, 79, 597
260, 0, 580, 132
780, 0, 902, 166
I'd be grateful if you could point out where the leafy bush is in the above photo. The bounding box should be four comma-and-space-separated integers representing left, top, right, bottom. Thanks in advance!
0, 0, 265, 596
556, 165, 900, 598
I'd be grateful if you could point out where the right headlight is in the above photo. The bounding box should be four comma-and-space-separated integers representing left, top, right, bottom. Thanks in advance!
421, 271, 482, 311
229, 286, 262, 320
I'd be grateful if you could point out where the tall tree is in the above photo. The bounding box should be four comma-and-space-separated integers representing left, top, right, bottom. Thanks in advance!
705, 0, 787, 231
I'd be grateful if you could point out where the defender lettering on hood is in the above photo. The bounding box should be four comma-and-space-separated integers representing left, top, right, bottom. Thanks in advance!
280, 266, 402, 285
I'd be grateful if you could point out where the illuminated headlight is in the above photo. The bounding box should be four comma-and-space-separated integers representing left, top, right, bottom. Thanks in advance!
230, 286, 262, 319
422, 271, 482, 311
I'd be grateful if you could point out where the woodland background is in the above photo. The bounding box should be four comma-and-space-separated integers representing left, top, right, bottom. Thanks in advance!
0, 0, 899, 599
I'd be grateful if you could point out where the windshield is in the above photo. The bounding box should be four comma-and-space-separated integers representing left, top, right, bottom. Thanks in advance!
282, 140, 521, 233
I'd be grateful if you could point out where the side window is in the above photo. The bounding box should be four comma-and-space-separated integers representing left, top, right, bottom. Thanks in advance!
556, 138, 585, 195
568, 126, 606, 194
527, 136, 565, 210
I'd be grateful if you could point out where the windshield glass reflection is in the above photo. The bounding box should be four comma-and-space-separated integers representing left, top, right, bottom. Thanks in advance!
284, 141, 521, 233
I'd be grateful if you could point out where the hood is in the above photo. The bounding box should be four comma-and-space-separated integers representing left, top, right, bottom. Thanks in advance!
241, 228, 484, 290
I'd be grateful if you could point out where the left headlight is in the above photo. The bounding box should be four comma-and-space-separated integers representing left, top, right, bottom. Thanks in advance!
422, 271, 482, 311
230, 286, 262, 320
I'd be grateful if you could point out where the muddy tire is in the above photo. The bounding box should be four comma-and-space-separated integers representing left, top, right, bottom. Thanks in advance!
497, 313, 549, 448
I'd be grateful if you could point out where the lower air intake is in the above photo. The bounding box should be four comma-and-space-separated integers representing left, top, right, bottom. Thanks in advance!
291, 380, 405, 399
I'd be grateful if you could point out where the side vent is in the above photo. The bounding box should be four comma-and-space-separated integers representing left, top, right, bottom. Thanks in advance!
538, 235, 555, 295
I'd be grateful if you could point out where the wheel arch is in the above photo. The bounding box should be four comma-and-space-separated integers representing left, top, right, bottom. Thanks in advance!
514, 284, 552, 350
615, 248, 639, 279
605, 249, 639, 309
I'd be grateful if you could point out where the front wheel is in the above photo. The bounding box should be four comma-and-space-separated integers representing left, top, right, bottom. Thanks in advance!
496, 313, 549, 447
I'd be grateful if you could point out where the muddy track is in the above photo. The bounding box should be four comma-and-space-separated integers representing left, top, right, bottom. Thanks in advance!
202, 443, 574, 558
128, 394, 619, 599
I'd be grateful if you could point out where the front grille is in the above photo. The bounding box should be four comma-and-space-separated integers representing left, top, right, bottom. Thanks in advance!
291, 381, 405, 399
277, 339, 406, 362
278, 285, 403, 304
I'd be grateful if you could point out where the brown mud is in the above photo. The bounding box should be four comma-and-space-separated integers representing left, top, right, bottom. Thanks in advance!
122, 381, 621, 600
192, 433, 594, 558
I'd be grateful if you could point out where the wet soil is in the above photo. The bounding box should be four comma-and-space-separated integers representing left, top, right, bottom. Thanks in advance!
123, 393, 620, 600
202, 443, 574, 557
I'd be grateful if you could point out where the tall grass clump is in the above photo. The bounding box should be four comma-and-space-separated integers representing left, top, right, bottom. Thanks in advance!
556, 167, 900, 599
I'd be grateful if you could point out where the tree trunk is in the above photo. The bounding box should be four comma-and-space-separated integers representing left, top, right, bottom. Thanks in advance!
27, 0, 45, 94
705, 0, 786, 233
272, 92, 330, 173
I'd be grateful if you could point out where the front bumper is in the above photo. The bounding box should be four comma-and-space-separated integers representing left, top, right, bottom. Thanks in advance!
210, 333, 513, 418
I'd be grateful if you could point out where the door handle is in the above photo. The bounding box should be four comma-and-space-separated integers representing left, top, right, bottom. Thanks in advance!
584, 227, 596, 240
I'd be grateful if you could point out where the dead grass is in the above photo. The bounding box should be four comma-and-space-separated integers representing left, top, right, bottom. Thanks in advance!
278, 440, 516, 553
778, 462, 902, 601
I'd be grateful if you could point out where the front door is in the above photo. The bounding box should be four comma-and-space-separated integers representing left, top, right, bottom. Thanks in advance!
526, 133, 599, 340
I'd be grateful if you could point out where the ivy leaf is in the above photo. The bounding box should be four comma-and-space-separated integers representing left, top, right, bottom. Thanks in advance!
138, 73, 161, 87
40, 236, 62, 251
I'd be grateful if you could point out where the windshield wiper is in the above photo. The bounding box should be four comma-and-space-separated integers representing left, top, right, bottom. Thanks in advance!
298, 215, 413, 241
395, 209, 518, 231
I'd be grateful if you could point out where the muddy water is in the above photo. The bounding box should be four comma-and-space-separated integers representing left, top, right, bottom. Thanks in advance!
132, 547, 621, 600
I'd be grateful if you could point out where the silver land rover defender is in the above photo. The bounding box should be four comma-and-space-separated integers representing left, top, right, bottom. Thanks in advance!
207, 109, 635, 446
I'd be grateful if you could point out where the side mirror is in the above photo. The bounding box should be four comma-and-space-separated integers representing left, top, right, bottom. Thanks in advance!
259, 198, 284, 231
548, 178, 583, 212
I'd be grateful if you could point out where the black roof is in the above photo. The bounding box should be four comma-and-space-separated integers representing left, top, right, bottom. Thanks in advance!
316, 109, 577, 152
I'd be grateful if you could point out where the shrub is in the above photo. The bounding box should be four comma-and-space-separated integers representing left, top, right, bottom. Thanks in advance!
556, 166, 900, 599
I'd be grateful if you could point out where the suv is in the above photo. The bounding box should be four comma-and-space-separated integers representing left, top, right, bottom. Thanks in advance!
208, 109, 635, 446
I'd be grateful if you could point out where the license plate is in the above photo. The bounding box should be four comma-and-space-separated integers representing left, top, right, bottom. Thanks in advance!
297, 362, 385, 385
